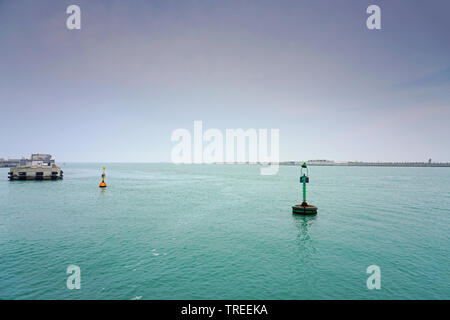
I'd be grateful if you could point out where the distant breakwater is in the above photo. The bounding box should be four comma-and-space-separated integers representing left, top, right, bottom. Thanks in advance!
213, 161, 450, 167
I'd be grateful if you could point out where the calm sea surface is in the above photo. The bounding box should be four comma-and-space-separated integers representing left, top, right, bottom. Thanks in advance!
0, 164, 449, 299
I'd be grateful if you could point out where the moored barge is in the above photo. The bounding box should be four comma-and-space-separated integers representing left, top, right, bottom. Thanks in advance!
8, 164, 63, 180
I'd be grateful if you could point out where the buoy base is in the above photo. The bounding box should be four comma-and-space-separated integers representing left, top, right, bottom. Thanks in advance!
99, 182, 107, 188
292, 204, 317, 215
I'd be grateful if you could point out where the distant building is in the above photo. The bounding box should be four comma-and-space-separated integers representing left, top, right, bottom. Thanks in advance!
0, 154, 55, 168
19, 157, 31, 166
307, 159, 335, 165
5, 159, 21, 167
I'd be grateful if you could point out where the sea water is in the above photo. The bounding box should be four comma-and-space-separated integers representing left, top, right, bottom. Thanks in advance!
0, 164, 449, 299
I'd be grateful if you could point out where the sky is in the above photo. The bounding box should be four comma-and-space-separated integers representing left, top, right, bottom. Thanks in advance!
0, 0, 449, 162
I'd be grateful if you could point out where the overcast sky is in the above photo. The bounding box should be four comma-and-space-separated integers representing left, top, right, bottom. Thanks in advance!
0, 0, 449, 162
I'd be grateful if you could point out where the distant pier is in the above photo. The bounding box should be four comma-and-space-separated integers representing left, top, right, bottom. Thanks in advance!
212, 160, 450, 167
279, 160, 450, 168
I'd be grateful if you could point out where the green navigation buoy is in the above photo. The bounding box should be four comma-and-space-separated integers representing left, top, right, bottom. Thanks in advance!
292, 162, 317, 215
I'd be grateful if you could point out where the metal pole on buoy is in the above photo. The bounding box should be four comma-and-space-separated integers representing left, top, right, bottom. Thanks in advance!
99, 166, 107, 188
292, 162, 317, 215
301, 163, 308, 206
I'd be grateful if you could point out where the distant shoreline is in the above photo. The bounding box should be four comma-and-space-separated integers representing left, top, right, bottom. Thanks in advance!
284, 161, 450, 168
214, 161, 450, 168
1, 161, 450, 168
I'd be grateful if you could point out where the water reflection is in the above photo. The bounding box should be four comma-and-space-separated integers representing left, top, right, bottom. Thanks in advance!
292, 214, 317, 259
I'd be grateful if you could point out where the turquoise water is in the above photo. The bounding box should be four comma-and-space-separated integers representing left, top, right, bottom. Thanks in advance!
0, 164, 449, 300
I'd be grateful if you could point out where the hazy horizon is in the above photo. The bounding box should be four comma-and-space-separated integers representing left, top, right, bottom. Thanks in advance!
1, 159, 449, 164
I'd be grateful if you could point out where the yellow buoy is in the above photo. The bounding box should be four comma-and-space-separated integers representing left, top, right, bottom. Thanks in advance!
99, 166, 107, 188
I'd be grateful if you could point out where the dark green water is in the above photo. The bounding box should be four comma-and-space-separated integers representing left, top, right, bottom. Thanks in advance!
0, 164, 449, 299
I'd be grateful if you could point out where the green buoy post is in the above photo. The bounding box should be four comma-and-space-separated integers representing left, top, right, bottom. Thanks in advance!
292, 162, 318, 215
